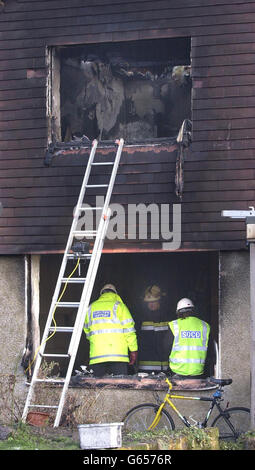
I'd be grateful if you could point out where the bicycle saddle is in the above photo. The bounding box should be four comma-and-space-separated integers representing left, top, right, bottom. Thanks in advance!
209, 377, 232, 386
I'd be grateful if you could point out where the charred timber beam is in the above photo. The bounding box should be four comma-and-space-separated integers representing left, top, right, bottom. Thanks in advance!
44, 136, 91, 166
44, 137, 178, 166
70, 375, 217, 391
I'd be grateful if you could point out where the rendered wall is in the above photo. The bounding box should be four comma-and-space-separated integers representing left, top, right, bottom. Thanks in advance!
218, 250, 250, 409
0, 256, 26, 423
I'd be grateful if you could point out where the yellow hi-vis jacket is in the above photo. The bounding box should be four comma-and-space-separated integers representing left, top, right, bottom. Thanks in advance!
169, 316, 210, 376
84, 292, 138, 365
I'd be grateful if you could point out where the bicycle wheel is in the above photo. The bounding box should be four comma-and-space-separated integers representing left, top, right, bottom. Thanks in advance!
123, 403, 175, 432
212, 407, 250, 440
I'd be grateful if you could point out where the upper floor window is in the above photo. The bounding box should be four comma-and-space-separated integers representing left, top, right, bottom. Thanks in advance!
47, 37, 191, 145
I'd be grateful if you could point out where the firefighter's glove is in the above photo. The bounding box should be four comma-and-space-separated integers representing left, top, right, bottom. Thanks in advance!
129, 351, 138, 365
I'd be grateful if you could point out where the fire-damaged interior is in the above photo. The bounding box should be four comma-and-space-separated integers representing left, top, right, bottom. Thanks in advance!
49, 37, 191, 144
38, 251, 218, 386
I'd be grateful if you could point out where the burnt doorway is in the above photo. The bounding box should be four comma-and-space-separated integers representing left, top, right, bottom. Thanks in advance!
39, 251, 218, 377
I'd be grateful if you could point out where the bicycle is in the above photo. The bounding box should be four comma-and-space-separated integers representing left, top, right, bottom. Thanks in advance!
123, 377, 250, 441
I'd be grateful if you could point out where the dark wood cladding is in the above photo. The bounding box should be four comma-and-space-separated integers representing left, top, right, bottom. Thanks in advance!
0, 0, 254, 254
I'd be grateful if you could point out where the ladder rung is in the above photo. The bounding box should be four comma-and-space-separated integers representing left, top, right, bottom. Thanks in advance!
73, 231, 97, 237
66, 253, 92, 259
41, 353, 70, 358
91, 162, 114, 166
56, 302, 80, 308
28, 405, 59, 409
86, 184, 108, 188
79, 206, 103, 211
61, 277, 86, 283
49, 327, 74, 332
35, 378, 65, 384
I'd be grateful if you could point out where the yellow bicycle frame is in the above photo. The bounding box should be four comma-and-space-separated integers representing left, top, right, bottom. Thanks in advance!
148, 378, 201, 430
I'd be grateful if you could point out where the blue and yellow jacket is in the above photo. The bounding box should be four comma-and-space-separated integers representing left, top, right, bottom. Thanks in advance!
84, 292, 138, 365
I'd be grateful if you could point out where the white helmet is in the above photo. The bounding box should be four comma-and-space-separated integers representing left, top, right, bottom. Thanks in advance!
100, 284, 117, 295
176, 298, 194, 312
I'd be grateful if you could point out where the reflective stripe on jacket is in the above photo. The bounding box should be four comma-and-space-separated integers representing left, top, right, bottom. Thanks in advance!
138, 321, 170, 372
84, 292, 138, 365
169, 316, 210, 376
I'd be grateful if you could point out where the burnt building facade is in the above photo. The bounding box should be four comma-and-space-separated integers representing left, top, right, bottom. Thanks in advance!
0, 0, 254, 424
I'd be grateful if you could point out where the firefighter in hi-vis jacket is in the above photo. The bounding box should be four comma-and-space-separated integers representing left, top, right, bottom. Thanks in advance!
84, 284, 138, 377
138, 285, 171, 373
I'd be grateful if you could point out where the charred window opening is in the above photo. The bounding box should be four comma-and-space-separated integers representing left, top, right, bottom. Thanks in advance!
48, 37, 191, 144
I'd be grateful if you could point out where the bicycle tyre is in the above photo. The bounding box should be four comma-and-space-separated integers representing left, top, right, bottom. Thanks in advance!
123, 403, 175, 432
212, 407, 250, 440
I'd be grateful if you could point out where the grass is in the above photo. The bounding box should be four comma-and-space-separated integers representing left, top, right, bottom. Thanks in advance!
0, 423, 80, 450
0, 422, 250, 450
123, 427, 246, 450
123, 427, 212, 449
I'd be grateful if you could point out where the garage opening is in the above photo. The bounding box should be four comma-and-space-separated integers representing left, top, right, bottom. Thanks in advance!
47, 37, 191, 144
39, 251, 218, 380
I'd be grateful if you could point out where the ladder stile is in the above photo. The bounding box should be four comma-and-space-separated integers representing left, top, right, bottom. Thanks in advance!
67, 206, 112, 358
104, 138, 124, 211
22, 138, 124, 427
54, 208, 112, 427
24, 139, 99, 365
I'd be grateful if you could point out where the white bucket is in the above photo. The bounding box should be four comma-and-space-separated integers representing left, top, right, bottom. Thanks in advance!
78, 422, 124, 449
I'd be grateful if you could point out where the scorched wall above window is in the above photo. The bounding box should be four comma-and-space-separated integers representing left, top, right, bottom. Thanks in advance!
48, 37, 191, 144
